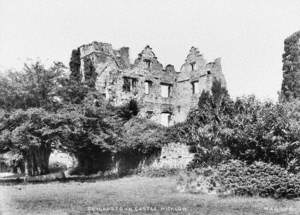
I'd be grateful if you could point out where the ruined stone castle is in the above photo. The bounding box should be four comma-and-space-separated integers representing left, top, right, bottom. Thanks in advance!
76, 42, 226, 126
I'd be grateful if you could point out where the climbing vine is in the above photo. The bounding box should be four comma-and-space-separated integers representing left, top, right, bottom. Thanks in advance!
281, 31, 300, 101
83, 57, 97, 88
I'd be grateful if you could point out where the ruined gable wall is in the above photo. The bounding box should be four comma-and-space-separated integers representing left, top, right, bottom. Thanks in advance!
78, 42, 177, 125
173, 48, 224, 123
77, 42, 226, 126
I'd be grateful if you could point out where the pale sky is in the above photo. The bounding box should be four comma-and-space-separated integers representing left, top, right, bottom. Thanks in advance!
1, 0, 300, 100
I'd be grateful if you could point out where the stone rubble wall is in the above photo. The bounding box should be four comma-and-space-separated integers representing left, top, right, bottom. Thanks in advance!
149, 142, 194, 169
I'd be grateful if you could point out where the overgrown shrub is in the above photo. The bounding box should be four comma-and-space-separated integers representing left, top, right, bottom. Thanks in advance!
117, 99, 139, 121
217, 160, 300, 198
178, 160, 300, 199
120, 117, 167, 155
222, 99, 300, 171
173, 82, 300, 171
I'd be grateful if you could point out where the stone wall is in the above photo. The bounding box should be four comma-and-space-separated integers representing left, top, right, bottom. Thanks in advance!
74, 41, 227, 126
149, 143, 194, 169
111, 142, 194, 174
47, 143, 194, 175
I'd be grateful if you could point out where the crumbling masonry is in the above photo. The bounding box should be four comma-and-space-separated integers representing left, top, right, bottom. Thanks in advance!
74, 42, 227, 126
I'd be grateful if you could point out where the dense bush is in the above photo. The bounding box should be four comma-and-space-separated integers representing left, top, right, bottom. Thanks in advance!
117, 99, 139, 121
223, 98, 300, 172
216, 160, 300, 198
178, 160, 300, 199
120, 117, 167, 154
173, 80, 300, 171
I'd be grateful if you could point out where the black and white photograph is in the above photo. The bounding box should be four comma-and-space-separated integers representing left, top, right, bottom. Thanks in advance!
0, 0, 300, 214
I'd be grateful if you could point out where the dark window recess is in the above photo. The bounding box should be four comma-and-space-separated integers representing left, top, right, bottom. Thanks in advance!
146, 111, 154, 119
192, 81, 199, 94
145, 80, 152, 94
94, 100, 100, 107
123, 77, 138, 92
123, 77, 131, 92
177, 106, 181, 113
132, 78, 137, 88
190, 62, 196, 71
192, 83, 195, 94
207, 70, 211, 75
144, 59, 151, 68
168, 85, 172, 97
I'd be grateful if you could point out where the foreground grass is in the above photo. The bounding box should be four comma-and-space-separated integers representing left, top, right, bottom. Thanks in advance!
0, 176, 300, 215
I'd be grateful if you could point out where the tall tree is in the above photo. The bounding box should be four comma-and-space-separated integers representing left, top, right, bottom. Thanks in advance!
49, 93, 122, 174
0, 62, 66, 110
0, 108, 62, 176
69, 48, 82, 83
281, 31, 300, 101
171, 79, 234, 167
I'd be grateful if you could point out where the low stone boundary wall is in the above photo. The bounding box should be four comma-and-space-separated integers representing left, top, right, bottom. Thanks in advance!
148, 142, 194, 169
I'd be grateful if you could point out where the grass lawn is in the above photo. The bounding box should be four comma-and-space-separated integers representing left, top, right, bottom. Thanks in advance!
0, 176, 300, 215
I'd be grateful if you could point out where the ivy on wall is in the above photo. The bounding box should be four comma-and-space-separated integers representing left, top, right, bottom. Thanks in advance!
69, 48, 81, 83
83, 57, 97, 88
281, 31, 300, 101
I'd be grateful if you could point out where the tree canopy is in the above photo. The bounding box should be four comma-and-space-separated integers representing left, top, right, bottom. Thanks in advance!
0, 62, 66, 111
0, 108, 61, 175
